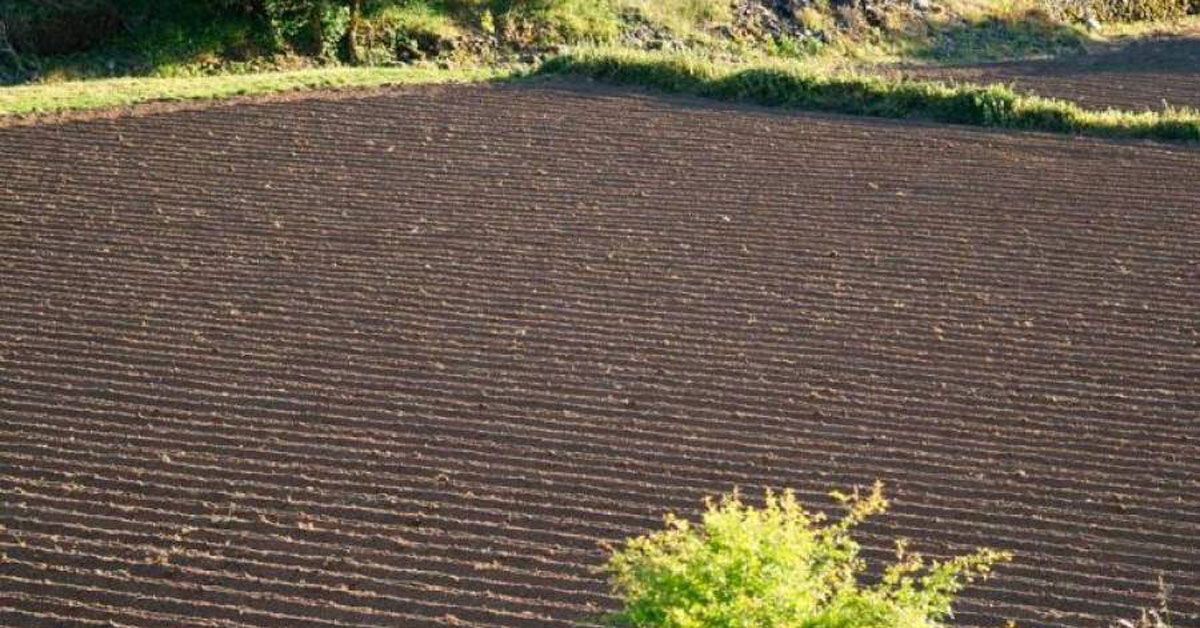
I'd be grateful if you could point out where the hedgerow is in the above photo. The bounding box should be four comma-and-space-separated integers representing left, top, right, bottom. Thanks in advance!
539, 48, 1200, 142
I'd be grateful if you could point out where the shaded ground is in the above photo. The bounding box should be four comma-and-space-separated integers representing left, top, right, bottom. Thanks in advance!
1, 82, 1198, 627
893, 37, 1200, 111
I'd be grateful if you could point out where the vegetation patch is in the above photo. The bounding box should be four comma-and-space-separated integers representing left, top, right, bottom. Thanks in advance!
0, 0, 1194, 102
540, 47, 1200, 141
7, 42, 1199, 145
353, 1, 464, 64
3, 0, 1196, 85
615, 0, 733, 36
2, 1, 1199, 138
605, 483, 1010, 627
913, 4, 1090, 62
1052, 0, 1200, 23
0, 0, 278, 83
0, 64, 508, 117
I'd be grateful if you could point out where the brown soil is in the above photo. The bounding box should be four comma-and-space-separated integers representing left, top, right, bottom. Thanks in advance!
1, 81, 1198, 627
893, 37, 1200, 111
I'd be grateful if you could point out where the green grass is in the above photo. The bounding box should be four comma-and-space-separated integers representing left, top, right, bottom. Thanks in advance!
539, 47, 1200, 142
366, 1, 462, 40
613, 0, 733, 35
0, 65, 510, 116
489, 0, 624, 45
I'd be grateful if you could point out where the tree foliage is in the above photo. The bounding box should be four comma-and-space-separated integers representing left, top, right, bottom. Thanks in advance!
0, 0, 361, 59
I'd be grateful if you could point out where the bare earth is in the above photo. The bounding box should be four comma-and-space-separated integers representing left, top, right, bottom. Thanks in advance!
894, 37, 1200, 111
1, 82, 1198, 627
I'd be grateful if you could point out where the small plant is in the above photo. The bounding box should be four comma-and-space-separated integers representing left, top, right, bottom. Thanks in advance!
604, 483, 1011, 627
480, 8, 497, 35
768, 34, 826, 59
1116, 577, 1175, 628
1118, 610, 1172, 628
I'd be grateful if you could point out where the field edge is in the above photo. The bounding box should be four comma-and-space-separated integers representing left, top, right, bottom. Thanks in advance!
5, 51, 1199, 144
0, 65, 515, 119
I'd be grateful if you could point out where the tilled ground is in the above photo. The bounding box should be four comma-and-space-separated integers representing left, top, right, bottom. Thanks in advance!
1, 82, 1198, 627
893, 37, 1200, 111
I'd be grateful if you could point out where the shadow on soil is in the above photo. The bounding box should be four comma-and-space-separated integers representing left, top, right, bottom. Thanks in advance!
889, 35, 1200, 111
941, 36, 1200, 77
505, 78, 1049, 143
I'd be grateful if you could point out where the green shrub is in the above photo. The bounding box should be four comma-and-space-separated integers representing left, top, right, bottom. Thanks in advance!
358, 0, 461, 62
259, 0, 353, 56
605, 483, 1011, 628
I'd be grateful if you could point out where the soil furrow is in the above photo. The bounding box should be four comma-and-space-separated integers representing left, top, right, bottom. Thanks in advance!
2, 81, 1198, 626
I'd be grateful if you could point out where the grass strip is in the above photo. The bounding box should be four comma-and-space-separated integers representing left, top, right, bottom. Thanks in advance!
4, 48, 1198, 143
0, 65, 510, 117
539, 48, 1200, 142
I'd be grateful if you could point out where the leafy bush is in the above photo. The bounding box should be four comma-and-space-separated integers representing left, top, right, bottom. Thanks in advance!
358, 0, 461, 62
259, 0, 352, 56
605, 483, 1011, 628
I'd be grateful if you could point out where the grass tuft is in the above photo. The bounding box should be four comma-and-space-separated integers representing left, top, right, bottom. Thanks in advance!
539, 47, 1200, 142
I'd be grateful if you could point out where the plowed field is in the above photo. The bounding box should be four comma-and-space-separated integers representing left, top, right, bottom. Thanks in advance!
1, 82, 1198, 627
894, 37, 1200, 111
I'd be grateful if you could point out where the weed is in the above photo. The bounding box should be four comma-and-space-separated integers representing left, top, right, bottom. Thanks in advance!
1117, 577, 1176, 628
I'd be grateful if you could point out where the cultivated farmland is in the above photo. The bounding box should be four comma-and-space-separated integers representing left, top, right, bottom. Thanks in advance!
1, 82, 1198, 627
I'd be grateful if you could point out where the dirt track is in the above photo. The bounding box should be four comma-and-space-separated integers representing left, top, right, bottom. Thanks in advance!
1, 82, 1198, 627
894, 37, 1200, 111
